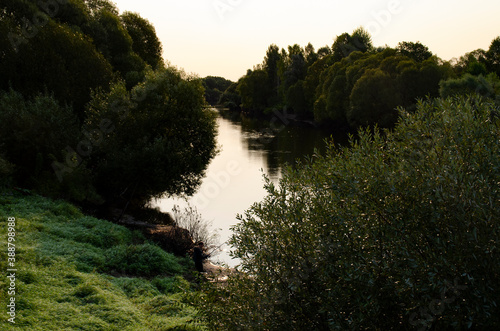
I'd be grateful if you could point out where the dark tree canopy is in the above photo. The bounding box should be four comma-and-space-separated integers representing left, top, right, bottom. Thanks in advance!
230, 31, 499, 130
487, 37, 500, 76
397, 41, 433, 62
0, 0, 218, 206
0, 19, 113, 118
332, 27, 373, 62
85, 69, 218, 203
202, 76, 234, 106
121, 11, 164, 70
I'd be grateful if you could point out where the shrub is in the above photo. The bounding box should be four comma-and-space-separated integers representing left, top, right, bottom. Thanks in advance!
195, 96, 500, 330
105, 243, 184, 276
0, 90, 79, 183
152, 276, 190, 295
0, 89, 101, 201
172, 204, 220, 251
440, 73, 500, 102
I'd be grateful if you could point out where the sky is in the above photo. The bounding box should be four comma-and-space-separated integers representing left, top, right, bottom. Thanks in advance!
112, 0, 500, 82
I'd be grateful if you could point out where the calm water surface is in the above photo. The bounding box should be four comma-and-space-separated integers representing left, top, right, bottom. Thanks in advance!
153, 109, 343, 266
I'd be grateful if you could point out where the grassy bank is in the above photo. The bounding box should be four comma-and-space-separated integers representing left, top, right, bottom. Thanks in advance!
0, 192, 204, 330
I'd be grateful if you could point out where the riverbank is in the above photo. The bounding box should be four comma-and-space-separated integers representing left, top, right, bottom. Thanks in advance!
0, 191, 204, 330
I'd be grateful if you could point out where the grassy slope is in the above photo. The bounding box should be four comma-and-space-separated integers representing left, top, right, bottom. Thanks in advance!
0, 193, 204, 330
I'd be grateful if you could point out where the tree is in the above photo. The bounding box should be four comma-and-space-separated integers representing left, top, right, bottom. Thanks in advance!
332, 27, 373, 62
85, 68, 218, 203
282, 45, 307, 99
348, 68, 402, 128
202, 76, 233, 106
453, 49, 489, 77
487, 36, 500, 77
304, 42, 318, 66
237, 69, 270, 115
0, 90, 89, 197
286, 80, 308, 116
84, 0, 119, 16
440, 73, 500, 101
397, 41, 433, 62
314, 48, 450, 129
317, 45, 332, 58
195, 97, 500, 330
263, 44, 282, 103
302, 53, 336, 120
351, 26, 373, 53
0, 19, 113, 119
218, 82, 242, 111
121, 11, 164, 69
54, 0, 91, 30
332, 32, 353, 61
84, 7, 147, 88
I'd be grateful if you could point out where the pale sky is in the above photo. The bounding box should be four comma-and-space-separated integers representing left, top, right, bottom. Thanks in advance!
112, 0, 500, 82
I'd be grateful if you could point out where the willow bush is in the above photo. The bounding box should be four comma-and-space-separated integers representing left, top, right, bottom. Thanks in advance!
193, 96, 500, 330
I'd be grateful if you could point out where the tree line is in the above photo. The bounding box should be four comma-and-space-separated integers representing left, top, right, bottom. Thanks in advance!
0, 0, 218, 207
216, 27, 500, 130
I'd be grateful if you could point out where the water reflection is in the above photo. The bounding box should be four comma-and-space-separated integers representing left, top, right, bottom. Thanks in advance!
153, 109, 338, 266
219, 109, 341, 179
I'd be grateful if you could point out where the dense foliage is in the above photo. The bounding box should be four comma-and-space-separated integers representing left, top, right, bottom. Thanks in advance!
314, 48, 449, 128
0, 0, 217, 205
228, 30, 500, 131
83, 68, 218, 203
194, 96, 500, 330
202, 76, 233, 106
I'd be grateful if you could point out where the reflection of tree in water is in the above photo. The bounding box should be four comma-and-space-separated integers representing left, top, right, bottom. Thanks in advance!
218, 109, 345, 179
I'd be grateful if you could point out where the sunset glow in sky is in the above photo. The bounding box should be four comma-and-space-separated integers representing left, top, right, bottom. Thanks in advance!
113, 0, 500, 81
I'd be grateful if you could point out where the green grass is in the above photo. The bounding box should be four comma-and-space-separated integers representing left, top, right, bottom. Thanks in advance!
0, 192, 204, 330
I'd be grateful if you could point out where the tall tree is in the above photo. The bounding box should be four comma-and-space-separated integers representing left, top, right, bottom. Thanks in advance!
263, 44, 282, 103
304, 42, 318, 66
84, 7, 147, 88
121, 11, 164, 69
454, 49, 489, 77
332, 27, 373, 62
487, 36, 500, 77
202, 76, 233, 106
237, 69, 270, 115
85, 68, 218, 203
84, 0, 119, 16
351, 26, 373, 53
0, 19, 113, 118
317, 45, 332, 59
397, 41, 433, 62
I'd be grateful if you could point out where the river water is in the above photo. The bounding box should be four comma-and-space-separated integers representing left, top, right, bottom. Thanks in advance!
153, 108, 343, 266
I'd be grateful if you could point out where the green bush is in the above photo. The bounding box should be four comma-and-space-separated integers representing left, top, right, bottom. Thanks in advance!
0, 90, 80, 182
0, 90, 102, 201
43, 215, 132, 249
105, 243, 184, 276
152, 276, 190, 295
440, 72, 500, 103
195, 96, 500, 330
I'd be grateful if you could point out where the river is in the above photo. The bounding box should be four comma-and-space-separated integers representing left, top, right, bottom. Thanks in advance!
153, 108, 344, 266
